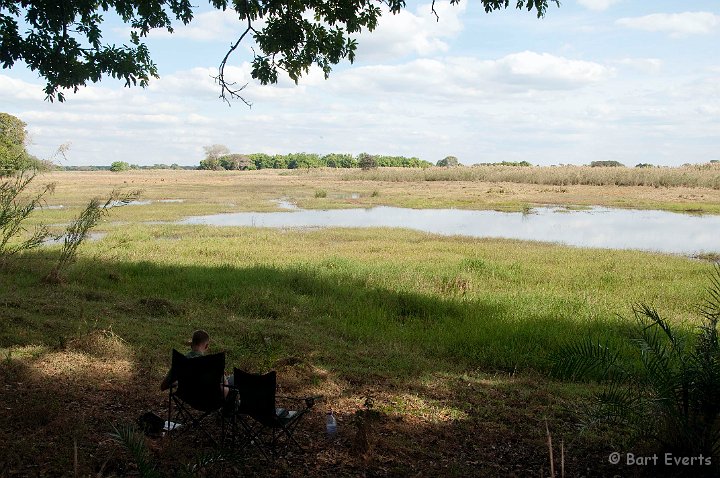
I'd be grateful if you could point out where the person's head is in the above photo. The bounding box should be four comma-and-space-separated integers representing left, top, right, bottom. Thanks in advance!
190, 329, 210, 352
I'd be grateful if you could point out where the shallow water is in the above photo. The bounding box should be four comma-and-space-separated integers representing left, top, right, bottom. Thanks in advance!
179, 205, 720, 255
41, 232, 107, 245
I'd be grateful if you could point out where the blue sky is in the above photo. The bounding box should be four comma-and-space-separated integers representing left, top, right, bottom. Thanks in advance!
1, 0, 719, 166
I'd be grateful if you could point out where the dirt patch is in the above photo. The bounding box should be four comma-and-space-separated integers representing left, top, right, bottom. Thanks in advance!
0, 346, 698, 477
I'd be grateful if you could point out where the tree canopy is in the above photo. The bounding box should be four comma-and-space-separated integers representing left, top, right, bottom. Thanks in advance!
0, 112, 29, 173
437, 156, 459, 167
0, 0, 559, 103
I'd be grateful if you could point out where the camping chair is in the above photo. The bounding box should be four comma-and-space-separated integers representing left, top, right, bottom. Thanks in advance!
167, 349, 228, 444
230, 369, 317, 458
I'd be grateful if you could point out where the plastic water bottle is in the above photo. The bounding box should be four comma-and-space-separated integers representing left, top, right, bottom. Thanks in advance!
325, 411, 337, 438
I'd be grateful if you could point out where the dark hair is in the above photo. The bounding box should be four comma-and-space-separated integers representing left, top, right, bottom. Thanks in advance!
191, 329, 210, 346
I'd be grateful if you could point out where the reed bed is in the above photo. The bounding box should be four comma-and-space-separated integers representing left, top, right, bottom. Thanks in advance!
342, 164, 720, 189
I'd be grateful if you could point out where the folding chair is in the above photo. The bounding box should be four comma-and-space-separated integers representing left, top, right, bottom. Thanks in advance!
230, 369, 317, 458
167, 349, 227, 444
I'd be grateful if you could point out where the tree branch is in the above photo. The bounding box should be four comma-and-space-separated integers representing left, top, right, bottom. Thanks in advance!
212, 14, 257, 107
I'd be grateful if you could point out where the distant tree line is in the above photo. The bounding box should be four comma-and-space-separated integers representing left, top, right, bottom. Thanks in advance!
472, 161, 533, 167
61, 163, 196, 171
198, 148, 433, 171
589, 160, 625, 167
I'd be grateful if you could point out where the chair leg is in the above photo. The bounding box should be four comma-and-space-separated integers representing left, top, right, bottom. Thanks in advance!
282, 426, 303, 451
238, 419, 270, 459
167, 392, 173, 438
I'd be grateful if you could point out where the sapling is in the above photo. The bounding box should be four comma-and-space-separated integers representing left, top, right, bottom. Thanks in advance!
0, 169, 54, 265
44, 189, 139, 283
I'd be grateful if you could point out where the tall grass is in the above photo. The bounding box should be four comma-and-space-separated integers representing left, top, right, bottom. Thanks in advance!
6, 224, 708, 378
342, 164, 720, 189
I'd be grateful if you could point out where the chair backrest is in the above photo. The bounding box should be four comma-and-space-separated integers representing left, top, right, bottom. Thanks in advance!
172, 349, 226, 412
233, 369, 277, 425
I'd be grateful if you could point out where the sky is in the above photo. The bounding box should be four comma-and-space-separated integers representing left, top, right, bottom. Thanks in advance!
1, 0, 719, 167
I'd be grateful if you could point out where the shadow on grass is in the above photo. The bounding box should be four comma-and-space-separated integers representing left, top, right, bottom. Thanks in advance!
4, 252, 632, 374
0, 253, 668, 477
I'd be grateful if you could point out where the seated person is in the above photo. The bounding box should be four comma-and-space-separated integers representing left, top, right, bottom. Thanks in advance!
160, 329, 211, 391
160, 329, 232, 397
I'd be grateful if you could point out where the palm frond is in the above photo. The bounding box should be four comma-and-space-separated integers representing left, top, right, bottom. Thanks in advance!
109, 424, 161, 478
551, 338, 624, 381
558, 267, 720, 457
579, 383, 649, 436
634, 303, 682, 350
699, 264, 720, 323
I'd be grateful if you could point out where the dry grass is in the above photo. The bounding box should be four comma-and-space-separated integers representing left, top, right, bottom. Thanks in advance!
344, 163, 720, 189
25, 169, 720, 224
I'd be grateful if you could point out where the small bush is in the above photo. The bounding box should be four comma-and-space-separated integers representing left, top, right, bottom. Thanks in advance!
437, 156, 459, 168
0, 170, 54, 263
110, 161, 130, 172
357, 153, 378, 170
45, 189, 140, 283
590, 160, 625, 167
315, 189, 327, 198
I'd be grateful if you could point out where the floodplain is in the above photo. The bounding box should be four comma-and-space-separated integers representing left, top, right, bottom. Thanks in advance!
2, 167, 719, 476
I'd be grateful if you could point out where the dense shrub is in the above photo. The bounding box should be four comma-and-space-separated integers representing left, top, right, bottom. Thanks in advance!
590, 160, 625, 167
0, 112, 37, 172
250, 153, 273, 169
287, 153, 321, 169
219, 154, 255, 170
198, 158, 222, 170
322, 153, 356, 168
436, 156, 459, 167
110, 161, 131, 172
358, 153, 378, 170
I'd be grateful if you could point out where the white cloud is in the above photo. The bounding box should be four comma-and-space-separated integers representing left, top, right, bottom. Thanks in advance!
492, 51, 612, 87
328, 52, 611, 104
353, 1, 465, 61
615, 58, 663, 74
149, 67, 220, 97
0, 75, 45, 101
146, 9, 241, 41
617, 12, 720, 37
577, 0, 621, 12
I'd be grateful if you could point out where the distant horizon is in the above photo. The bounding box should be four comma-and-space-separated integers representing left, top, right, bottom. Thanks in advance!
3, 0, 719, 167
49, 158, 719, 169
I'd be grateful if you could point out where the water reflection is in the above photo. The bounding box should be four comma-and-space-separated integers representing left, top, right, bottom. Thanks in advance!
179, 206, 720, 255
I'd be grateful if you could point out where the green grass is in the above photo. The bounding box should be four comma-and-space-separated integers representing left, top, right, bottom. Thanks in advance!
3, 197, 717, 475
3, 224, 708, 380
